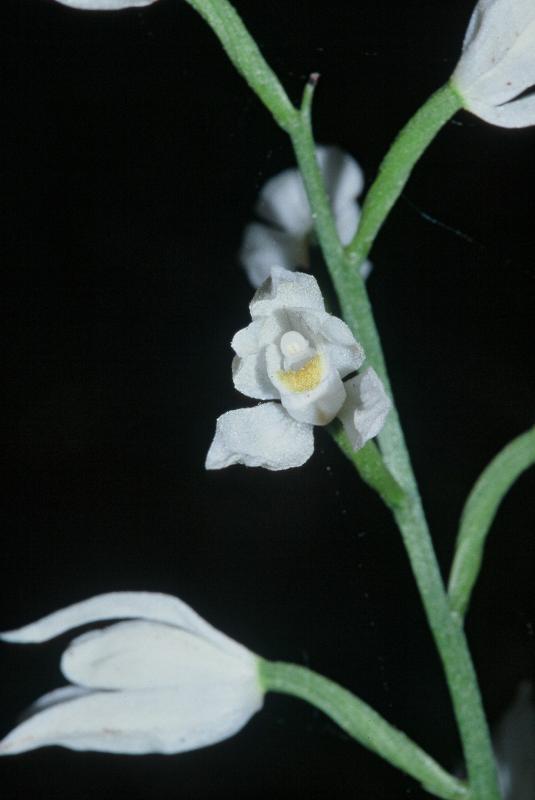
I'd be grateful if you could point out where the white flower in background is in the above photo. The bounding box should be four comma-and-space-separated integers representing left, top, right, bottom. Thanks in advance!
240, 146, 372, 288
0, 592, 263, 756
206, 267, 391, 471
52, 0, 157, 10
452, 0, 535, 127
494, 683, 535, 800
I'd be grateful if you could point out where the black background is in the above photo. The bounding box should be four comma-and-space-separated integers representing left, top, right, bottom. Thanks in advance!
1, 1, 534, 798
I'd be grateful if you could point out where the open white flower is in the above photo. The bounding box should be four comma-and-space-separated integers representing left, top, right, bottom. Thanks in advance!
0, 592, 263, 756
452, 0, 535, 127
52, 1, 157, 9
240, 146, 372, 288
206, 267, 391, 471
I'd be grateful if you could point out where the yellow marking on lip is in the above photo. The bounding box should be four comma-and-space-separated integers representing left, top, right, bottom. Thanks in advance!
277, 354, 323, 393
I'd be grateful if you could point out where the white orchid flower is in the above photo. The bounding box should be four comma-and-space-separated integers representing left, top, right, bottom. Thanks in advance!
0, 592, 263, 756
206, 267, 391, 471
240, 146, 372, 288
452, 0, 535, 127
52, 1, 157, 10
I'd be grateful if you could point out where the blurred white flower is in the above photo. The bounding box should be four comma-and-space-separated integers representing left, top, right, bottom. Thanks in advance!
206, 267, 390, 471
0, 592, 262, 756
452, 0, 535, 127
494, 683, 535, 800
240, 146, 372, 288
52, 0, 157, 9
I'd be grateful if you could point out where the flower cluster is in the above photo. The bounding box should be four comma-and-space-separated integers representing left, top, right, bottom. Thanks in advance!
0, 593, 262, 755
206, 267, 390, 471
240, 146, 371, 288
452, 0, 535, 128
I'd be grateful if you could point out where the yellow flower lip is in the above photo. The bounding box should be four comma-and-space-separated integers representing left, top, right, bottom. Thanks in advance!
277, 354, 323, 393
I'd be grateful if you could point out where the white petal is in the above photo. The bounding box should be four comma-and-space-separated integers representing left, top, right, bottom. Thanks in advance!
316, 146, 364, 245
454, 0, 535, 121
231, 317, 284, 400
22, 687, 92, 718
61, 621, 253, 689
333, 201, 360, 246
239, 222, 307, 288
266, 345, 346, 426
205, 403, 314, 471
470, 94, 535, 128
339, 367, 391, 450
1, 592, 248, 661
256, 168, 311, 236
319, 315, 365, 378
458, 0, 535, 80
232, 354, 277, 400
0, 682, 263, 756
53, 0, 157, 8
250, 267, 325, 320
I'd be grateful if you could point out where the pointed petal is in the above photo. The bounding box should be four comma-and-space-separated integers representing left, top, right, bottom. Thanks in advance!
0, 682, 263, 756
250, 267, 324, 320
53, 0, 157, 8
239, 223, 307, 288
205, 403, 314, 471
61, 621, 253, 689
1, 592, 248, 661
256, 168, 310, 235
339, 368, 391, 450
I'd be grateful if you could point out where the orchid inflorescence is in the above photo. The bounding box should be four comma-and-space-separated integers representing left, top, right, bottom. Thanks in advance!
3, 2, 535, 800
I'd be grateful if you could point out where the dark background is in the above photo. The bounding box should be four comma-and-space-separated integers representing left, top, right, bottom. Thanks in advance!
1, 1, 534, 798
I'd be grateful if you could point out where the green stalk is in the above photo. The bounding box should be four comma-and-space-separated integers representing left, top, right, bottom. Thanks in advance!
180, 2, 500, 797
287, 74, 501, 800
328, 428, 405, 512
448, 425, 535, 619
260, 660, 469, 800
183, 0, 297, 131
345, 82, 462, 270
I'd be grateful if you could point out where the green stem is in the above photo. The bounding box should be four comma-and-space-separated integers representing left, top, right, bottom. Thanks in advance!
448, 425, 535, 619
183, 0, 297, 131
345, 82, 462, 270
328, 427, 405, 511
260, 660, 469, 800
287, 78, 501, 800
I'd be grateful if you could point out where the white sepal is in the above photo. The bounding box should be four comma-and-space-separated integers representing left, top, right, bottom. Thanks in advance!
0, 591, 247, 660
0, 683, 262, 756
452, 0, 535, 128
205, 403, 314, 470
249, 267, 325, 319
339, 367, 391, 450
60, 621, 253, 690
